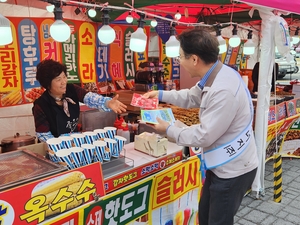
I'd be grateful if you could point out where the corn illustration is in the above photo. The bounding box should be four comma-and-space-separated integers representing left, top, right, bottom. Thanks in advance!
1, 90, 22, 106
45, 198, 83, 217
32, 171, 86, 197
43, 181, 84, 206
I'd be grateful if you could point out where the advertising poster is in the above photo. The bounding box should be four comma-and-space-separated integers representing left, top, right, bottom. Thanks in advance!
0, 163, 105, 225
42, 156, 201, 225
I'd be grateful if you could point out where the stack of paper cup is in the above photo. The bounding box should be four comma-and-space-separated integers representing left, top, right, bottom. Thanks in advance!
69, 147, 85, 168
104, 127, 117, 139
81, 143, 95, 165
93, 129, 107, 140
70, 133, 86, 147
83, 131, 98, 144
104, 138, 117, 160
93, 140, 106, 163
114, 135, 127, 157
55, 148, 74, 170
46, 137, 63, 163
60, 136, 74, 148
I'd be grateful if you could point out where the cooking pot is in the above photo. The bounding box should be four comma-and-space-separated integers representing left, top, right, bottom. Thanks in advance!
1, 133, 36, 153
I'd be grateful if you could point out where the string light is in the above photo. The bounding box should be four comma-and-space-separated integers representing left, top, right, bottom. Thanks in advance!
50, 5, 71, 42
46, 4, 55, 13
97, 9, 116, 44
174, 10, 181, 20
88, 8, 97, 18
166, 23, 180, 57
243, 30, 255, 55
150, 18, 157, 27
0, 14, 13, 46
216, 24, 227, 54
129, 12, 147, 52
229, 24, 241, 48
126, 11, 133, 23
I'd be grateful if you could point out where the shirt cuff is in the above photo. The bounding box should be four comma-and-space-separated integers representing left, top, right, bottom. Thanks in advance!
158, 90, 163, 101
166, 124, 172, 135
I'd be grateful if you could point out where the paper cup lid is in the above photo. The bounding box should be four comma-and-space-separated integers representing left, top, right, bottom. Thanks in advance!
81, 144, 95, 149
46, 137, 62, 144
104, 126, 117, 131
114, 135, 127, 141
59, 136, 73, 141
93, 140, 106, 147
70, 133, 86, 138
69, 147, 84, 153
104, 138, 117, 144
55, 149, 72, 157
93, 129, 106, 133
83, 131, 97, 136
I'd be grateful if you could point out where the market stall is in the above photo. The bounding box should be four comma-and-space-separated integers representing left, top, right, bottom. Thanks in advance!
1, 0, 300, 224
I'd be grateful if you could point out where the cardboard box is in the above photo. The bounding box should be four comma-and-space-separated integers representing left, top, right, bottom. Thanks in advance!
17, 142, 48, 158
134, 132, 168, 157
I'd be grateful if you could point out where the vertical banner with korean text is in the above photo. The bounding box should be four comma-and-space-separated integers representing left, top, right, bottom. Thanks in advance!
78, 22, 96, 84
0, 20, 23, 107
62, 20, 80, 83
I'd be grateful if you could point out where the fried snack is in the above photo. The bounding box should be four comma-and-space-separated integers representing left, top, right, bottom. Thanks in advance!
1, 90, 22, 106
158, 104, 200, 126
32, 171, 86, 197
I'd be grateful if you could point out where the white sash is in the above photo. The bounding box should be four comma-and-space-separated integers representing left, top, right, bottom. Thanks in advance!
194, 69, 254, 169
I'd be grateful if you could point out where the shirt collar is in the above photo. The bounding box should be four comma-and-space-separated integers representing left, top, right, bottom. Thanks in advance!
198, 60, 219, 90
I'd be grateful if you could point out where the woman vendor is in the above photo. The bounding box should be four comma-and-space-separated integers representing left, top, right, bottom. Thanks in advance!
32, 59, 127, 142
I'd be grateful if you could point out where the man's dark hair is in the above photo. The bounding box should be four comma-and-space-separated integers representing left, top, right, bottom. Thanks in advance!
36, 59, 67, 90
177, 28, 219, 64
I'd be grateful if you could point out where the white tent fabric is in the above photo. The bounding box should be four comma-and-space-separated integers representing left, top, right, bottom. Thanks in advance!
251, 7, 276, 195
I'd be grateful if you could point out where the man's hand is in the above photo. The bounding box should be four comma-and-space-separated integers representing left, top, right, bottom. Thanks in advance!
142, 91, 159, 99
153, 117, 171, 134
107, 94, 127, 114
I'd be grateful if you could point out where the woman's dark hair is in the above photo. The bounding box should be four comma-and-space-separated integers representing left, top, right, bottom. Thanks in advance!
36, 59, 67, 90
177, 28, 219, 64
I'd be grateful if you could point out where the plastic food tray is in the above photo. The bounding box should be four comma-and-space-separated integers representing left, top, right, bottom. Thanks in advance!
0, 150, 67, 191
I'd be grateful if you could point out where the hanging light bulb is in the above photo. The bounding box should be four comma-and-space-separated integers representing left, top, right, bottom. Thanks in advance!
292, 27, 300, 45
229, 24, 241, 48
166, 24, 180, 57
46, 5, 55, 13
129, 13, 147, 52
50, 6, 71, 42
0, 14, 13, 46
216, 24, 227, 54
126, 11, 133, 23
174, 10, 181, 20
88, 8, 97, 18
151, 18, 157, 27
243, 30, 255, 55
97, 9, 116, 45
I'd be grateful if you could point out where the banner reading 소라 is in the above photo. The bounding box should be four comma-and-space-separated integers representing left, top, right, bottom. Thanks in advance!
0, 17, 150, 108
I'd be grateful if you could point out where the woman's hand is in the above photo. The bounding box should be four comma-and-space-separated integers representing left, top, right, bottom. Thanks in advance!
142, 91, 159, 99
107, 94, 127, 114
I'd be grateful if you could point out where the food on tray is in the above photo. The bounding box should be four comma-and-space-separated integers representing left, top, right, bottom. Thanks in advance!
25, 88, 44, 102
